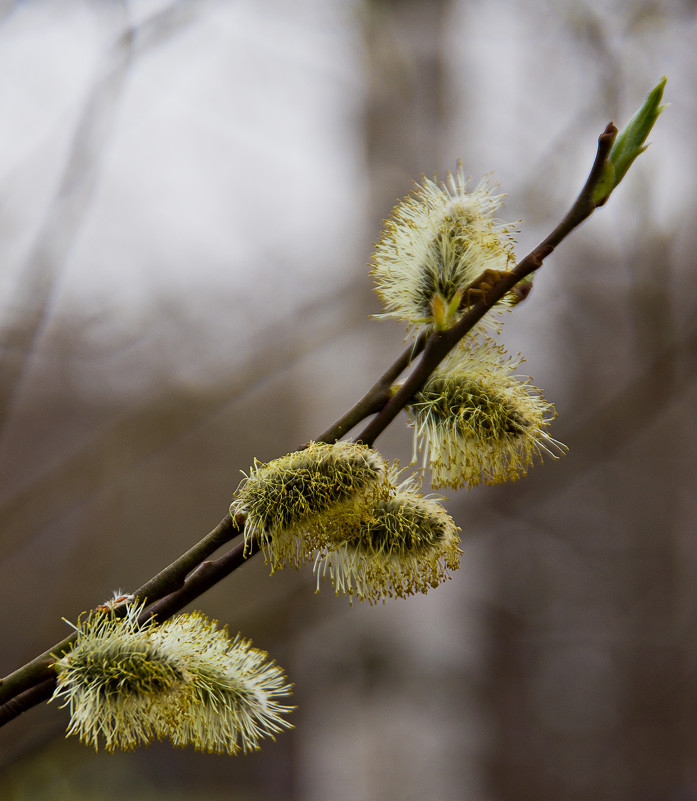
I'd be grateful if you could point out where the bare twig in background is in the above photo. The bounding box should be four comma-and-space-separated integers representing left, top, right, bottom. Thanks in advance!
0, 1, 208, 438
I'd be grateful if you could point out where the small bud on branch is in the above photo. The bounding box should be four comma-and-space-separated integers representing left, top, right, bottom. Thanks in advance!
593, 77, 667, 206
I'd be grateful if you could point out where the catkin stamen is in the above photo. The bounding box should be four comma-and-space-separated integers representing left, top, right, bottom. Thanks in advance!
314, 475, 461, 605
408, 337, 565, 488
230, 441, 390, 571
51, 605, 293, 754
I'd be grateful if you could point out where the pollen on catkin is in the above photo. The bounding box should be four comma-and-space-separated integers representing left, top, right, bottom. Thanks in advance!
148, 613, 293, 754
314, 473, 461, 604
230, 440, 390, 572
408, 337, 565, 489
51, 604, 293, 754
371, 163, 517, 331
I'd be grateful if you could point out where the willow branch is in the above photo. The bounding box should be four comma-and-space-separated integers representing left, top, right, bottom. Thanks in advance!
133, 512, 243, 604
140, 534, 261, 623
310, 119, 620, 454
0, 513, 243, 706
356, 122, 618, 447
315, 331, 428, 443
0, 121, 617, 724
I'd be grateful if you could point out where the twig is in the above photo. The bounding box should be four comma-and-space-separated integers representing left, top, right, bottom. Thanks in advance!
140, 533, 261, 623
356, 123, 617, 446
0, 679, 55, 727
0, 513, 242, 706
315, 332, 428, 443
0, 121, 617, 725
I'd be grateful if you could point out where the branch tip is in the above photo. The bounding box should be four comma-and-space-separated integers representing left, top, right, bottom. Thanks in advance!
601, 121, 618, 142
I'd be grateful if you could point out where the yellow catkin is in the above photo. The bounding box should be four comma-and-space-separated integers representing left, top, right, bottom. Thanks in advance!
371, 164, 517, 331
51, 604, 293, 754
409, 337, 564, 488
314, 474, 461, 604
230, 441, 390, 571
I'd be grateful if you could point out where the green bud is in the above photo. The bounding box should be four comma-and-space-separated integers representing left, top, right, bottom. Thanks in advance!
432, 288, 464, 330
593, 77, 667, 205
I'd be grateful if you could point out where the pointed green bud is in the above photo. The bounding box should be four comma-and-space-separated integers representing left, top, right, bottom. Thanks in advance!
432, 288, 463, 330
432, 293, 448, 330
593, 77, 667, 205
446, 288, 464, 320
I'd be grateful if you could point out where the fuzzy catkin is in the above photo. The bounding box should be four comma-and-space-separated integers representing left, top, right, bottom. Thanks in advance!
408, 337, 563, 488
230, 441, 390, 571
51, 604, 293, 753
314, 474, 461, 604
371, 164, 517, 331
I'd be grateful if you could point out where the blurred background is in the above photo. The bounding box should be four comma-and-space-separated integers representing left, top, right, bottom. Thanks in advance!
0, 0, 694, 799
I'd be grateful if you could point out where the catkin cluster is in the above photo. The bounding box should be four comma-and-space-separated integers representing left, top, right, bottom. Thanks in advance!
48, 79, 667, 755
230, 165, 564, 602
52, 604, 293, 754
231, 444, 461, 604
371, 163, 565, 489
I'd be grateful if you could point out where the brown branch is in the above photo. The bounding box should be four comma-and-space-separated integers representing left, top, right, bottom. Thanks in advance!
0, 679, 55, 727
315, 332, 428, 443
0, 513, 242, 706
0, 120, 618, 725
141, 533, 261, 623
133, 513, 243, 604
314, 121, 617, 449
355, 123, 618, 447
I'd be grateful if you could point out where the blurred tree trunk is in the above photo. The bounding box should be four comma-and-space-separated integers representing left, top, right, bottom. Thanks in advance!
485, 222, 697, 800
297, 3, 492, 801
363, 0, 451, 216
